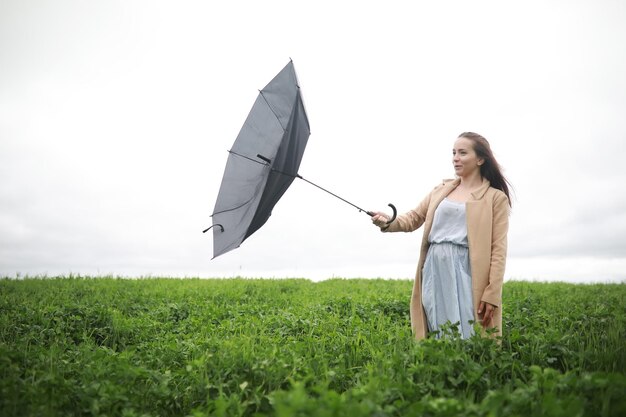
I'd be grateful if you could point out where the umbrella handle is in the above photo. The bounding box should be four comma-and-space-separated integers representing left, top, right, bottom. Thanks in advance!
366, 203, 397, 224
386, 204, 397, 224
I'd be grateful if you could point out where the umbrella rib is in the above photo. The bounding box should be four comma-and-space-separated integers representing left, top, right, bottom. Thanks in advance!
211, 151, 269, 217
211, 196, 256, 217
228, 150, 269, 167
258, 90, 287, 132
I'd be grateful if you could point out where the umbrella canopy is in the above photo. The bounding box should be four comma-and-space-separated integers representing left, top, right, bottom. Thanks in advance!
208, 61, 310, 258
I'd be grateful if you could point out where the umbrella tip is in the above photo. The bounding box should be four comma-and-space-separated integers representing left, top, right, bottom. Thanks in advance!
202, 224, 224, 233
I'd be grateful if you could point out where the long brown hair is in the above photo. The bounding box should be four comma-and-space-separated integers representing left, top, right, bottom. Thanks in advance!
458, 132, 512, 207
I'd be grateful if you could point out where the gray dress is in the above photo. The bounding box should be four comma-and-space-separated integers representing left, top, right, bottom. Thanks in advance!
422, 198, 475, 338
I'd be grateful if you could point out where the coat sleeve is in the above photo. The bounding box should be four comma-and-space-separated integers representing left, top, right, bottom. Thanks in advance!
481, 191, 510, 307
383, 189, 431, 233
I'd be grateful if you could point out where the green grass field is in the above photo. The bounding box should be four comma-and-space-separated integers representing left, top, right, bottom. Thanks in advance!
1, 277, 624, 416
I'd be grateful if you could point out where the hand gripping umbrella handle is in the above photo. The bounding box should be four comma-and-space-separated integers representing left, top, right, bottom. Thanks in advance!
366, 203, 397, 224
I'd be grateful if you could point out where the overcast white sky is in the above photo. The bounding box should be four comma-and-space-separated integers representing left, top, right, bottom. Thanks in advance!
1, 0, 625, 282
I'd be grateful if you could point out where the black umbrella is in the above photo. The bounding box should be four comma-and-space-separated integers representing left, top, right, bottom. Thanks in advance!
205, 61, 396, 258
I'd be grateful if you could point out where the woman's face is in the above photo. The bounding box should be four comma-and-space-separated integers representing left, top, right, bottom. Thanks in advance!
452, 137, 483, 178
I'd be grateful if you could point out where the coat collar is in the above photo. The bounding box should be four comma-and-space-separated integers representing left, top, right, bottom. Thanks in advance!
441, 177, 491, 200
471, 178, 491, 200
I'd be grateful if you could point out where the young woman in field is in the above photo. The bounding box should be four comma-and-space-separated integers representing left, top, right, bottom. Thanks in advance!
371, 132, 511, 340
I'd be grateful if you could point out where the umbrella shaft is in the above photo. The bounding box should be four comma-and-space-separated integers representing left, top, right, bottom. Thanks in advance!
296, 174, 373, 217
226, 151, 372, 215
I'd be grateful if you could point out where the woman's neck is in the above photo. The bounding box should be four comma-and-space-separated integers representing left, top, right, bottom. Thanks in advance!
459, 172, 483, 190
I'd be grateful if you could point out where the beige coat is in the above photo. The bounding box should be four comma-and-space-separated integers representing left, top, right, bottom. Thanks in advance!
384, 178, 509, 339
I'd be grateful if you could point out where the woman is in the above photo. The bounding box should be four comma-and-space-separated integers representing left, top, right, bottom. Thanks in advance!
372, 132, 511, 340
